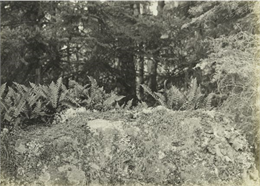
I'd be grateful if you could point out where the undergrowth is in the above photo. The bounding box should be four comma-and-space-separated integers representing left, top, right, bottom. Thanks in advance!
0, 77, 126, 130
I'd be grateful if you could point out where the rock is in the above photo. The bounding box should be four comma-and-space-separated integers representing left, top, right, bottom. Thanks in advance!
87, 119, 123, 132
58, 164, 86, 185
1, 109, 257, 186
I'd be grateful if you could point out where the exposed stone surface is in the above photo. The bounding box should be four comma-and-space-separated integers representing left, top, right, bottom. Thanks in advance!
1, 109, 259, 186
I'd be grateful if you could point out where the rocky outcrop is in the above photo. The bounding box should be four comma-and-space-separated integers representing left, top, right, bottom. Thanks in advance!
1, 107, 259, 186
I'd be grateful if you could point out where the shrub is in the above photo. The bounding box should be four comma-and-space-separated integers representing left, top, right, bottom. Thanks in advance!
196, 31, 259, 166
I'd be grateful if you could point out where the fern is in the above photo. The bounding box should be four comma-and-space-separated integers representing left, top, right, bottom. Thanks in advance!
181, 78, 203, 110
154, 92, 166, 103
82, 76, 109, 109
141, 84, 167, 107
141, 78, 205, 111
4, 87, 22, 118
104, 93, 125, 106
205, 93, 215, 110
0, 83, 6, 98
187, 78, 197, 101
8, 87, 40, 121
88, 76, 98, 89
124, 99, 133, 110
13, 82, 28, 94
68, 79, 89, 98
30, 77, 79, 113
13, 93, 27, 118
49, 77, 62, 109
0, 83, 7, 112
165, 85, 185, 109
1, 85, 28, 124
32, 100, 43, 115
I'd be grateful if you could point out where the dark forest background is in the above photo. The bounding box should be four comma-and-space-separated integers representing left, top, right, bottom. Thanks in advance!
1, 1, 258, 100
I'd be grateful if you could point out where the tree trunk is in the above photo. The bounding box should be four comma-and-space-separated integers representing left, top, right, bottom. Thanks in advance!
157, 1, 165, 15
136, 55, 144, 100
35, 67, 41, 85
148, 58, 158, 92
75, 44, 80, 82
119, 48, 136, 98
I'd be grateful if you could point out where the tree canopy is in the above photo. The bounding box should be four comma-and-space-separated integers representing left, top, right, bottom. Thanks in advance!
1, 1, 259, 103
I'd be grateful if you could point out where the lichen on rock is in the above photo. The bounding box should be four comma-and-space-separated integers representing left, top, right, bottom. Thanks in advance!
1, 109, 259, 186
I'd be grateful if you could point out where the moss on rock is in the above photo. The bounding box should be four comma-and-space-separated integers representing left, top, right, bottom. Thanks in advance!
1, 108, 259, 186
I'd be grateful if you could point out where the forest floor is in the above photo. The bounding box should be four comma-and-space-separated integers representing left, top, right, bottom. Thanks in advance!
1, 106, 260, 186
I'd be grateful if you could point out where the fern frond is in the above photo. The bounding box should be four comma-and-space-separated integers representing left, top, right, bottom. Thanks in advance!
40, 85, 50, 98
59, 88, 69, 101
13, 100, 26, 118
4, 112, 12, 122
125, 99, 133, 109
56, 77, 63, 90
13, 90, 32, 118
32, 100, 41, 114
166, 85, 185, 109
140, 101, 148, 108
61, 93, 80, 107
88, 76, 98, 88
60, 100, 78, 109
49, 81, 59, 108
0, 101, 8, 113
69, 79, 89, 98
0, 83, 7, 112
104, 93, 125, 107
6, 86, 21, 106
48, 78, 63, 109
3, 90, 13, 107
141, 84, 166, 106
181, 78, 204, 110
30, 82, 47, 99
59, 84, 80, 108
31, 100, 48, 118
0, 83, 6, 98
205, 93, 215, 110
154, 92, 166, 103
88, 76, 99, 96
27, 90, 40, 107
186, 78, 198, 102
13, 82, 28, 94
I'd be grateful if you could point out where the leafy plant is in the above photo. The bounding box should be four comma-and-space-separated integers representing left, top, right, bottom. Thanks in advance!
142, 78, 204, 110
1, 83, 48, 128
30, 77, 79, 114
103, 92, 125, 110
0, 83, 7, 114
73, 76, 126, 111
67, 79, 90, 103
181, 78, 204, 110
141, 84, 167, 107
83, 76, 107, 110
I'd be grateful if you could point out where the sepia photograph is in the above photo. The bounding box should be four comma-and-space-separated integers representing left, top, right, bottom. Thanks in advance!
0, 0, 260, 185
